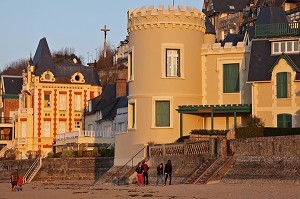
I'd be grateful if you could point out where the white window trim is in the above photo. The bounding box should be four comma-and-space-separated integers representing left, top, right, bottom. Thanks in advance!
128, 46, 134, 82
151, 96, 173, 129
272, 41, 299, 55
161, 43, 184, 79
128, 99, 137, 130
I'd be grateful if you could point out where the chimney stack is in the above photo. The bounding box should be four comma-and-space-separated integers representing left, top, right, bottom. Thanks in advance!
116, 79, 127, 98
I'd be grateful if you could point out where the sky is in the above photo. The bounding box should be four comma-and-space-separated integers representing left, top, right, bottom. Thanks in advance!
0, 0, 204, 70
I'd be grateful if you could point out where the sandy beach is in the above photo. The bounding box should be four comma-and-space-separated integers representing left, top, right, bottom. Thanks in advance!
1, 180, 300, 199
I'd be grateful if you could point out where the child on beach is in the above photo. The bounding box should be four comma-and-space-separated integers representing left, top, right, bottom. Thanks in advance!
17, 175, 23, 191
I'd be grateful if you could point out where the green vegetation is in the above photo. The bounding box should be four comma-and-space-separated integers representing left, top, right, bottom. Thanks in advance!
190, 129, 229, 136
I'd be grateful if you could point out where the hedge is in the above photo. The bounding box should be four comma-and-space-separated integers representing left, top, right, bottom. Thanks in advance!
235, 127, 300, 138
190, 129, 229, 136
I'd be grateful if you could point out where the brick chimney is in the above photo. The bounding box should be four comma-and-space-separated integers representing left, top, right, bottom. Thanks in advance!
116, 79, 127, 98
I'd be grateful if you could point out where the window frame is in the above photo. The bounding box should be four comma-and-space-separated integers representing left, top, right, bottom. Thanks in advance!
59, 94, 67, 111
272, 41, 299, 54
44, 93, 51, 107
276, 72, 291, 98
128, 99, 136, 129
166, 49, 180, 77
223, 63, 240, 93
277, 114, 292, 128
161, 43, 184, 79
152, 96, 173, 128
128, 47, 134, 81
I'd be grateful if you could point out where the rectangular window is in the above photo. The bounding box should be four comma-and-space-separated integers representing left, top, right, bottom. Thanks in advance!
59, 94, 67, 111
59, 121, 66, 134
277, 72, 291, 98
129, 51, 133, 80
166, 49, 180, 77
44, 94, 51, 107
287, 41, 292, 52
128, 102, 135, 129
155, 101, 170, 127
272, 41, 299, 54
294, 41, 299, 51
21, 121, 27, 138
44, 121, 51, 137
273, 43, 279, 53
277, 114, 292, 128
223, 63, 240, 93
74, 94, 81, 111
281, 42, 285, 52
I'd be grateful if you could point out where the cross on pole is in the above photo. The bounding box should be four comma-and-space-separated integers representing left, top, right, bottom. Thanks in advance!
101, 25, 110, 58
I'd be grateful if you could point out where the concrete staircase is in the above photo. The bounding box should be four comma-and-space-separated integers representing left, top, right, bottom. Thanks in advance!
194, 156, 232, 184
184, 158, 216, 184
0, 140, 15, 158
23, 157, 42, 184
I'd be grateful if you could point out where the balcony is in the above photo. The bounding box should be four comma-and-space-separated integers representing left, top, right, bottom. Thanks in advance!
255, 22, 300, 38
18, 108, 33, 116
0, 117, 13, 124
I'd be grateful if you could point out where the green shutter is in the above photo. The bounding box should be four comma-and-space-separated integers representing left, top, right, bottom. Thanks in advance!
223, 64, 239, 93
156, 101, 170, 127
277, 114, 292, 128
277, 72, 287, 98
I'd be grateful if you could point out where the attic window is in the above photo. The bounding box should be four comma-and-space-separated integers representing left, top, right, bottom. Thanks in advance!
71, 72, 85, 83
41, 71, 55, 82
272, 41, 299, 55
229, 5, 235, 9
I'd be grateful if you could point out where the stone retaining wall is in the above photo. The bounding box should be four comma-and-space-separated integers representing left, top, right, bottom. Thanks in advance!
223, 135, 300, 183
0, 157, 113, 182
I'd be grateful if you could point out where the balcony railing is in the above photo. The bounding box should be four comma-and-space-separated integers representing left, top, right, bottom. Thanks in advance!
18, 108, 33, 115
255, 22, 300, 38
56, 130, 119, 140
0, 117, 13, 124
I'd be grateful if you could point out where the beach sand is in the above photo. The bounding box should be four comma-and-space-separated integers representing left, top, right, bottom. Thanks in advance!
1, 180, 300, 199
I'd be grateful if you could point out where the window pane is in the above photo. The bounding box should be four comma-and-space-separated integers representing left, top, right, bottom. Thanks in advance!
294, 41, 299, 51
166, 49, 180, 77
59, 94, 67, 110
277, 72, 287, 98
44, 94, 50, 107
287, 41, 292, 52
223, 64, 239, 93
281, 42, 285, 52
273, 43, 279, 53
277, 114, 292, 128
156, 101, 170, 127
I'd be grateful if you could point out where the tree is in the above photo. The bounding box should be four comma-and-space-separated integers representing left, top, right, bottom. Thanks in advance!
0, 58, 28, 76
96, 43, 118, 88
247, 115, 265, 127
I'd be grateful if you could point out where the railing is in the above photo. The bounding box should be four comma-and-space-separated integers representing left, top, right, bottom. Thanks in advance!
115, 147, 145, 185
255, 22, 300, 38
18, 108, 33, 115
149, 141, 210, 157
23, 157, 42, 184
0, 117, 13, 124
56, 130, 118, 140
0, 140, 15, 157
16, 138, 27, 145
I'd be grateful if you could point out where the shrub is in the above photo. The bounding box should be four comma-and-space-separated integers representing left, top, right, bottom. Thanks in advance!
235, 127, 264, 138
53, 152, 62, 158
190, 129, 229, 136
77, 149, 83, 157
92, 147, 99, 157
46, 151, 54, 158
247, 116, 265, 127
61, 149, 75, 158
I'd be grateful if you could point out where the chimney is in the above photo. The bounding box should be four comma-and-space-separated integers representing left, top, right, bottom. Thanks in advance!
116, 79, 127, 98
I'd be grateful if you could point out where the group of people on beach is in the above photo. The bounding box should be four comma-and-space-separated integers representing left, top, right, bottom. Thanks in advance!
10, 169, 23, 191
135, 159, 172, 186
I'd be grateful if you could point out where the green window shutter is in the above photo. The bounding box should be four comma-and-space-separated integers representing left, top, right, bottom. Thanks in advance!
156, 101, 170, 127
277, 72, 287, 98
223, 64, 239, 93
277, 114, 292, 128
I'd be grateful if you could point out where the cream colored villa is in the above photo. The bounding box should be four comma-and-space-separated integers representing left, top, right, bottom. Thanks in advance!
114, 4, 300, 165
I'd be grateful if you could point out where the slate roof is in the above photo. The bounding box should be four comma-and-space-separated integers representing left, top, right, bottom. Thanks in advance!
248, 39, 300, 82
33, 38, 100, 86
210, 0, 248, 13
256, 6, 289, 25
221, 34, 244, 46
86, 83, 128, 121
1, 75, 23, 96
205, 15, 216, 34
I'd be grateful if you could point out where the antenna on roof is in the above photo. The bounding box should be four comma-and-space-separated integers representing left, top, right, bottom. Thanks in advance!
172, 0, 175, 6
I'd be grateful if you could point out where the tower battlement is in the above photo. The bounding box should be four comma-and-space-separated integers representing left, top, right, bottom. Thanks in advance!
127, 5, 206, 33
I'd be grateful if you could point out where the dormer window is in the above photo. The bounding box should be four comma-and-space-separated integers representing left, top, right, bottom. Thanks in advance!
40, 71, 55, 82
229, 5, 235, 9
272, 41, 299, 55
71, 72, 85, 83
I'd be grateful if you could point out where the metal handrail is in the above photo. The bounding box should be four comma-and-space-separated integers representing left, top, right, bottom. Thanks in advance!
23, 157, 41, 184
115, 147, 145, 185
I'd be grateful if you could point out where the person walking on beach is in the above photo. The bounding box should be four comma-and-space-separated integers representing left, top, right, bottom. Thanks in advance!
17, 175, 23, 191
142, 160, 149, 185
156, 163, 164, 186
164, 160, 172, 185
135, 162, 144, 186
10, 169, 19, 191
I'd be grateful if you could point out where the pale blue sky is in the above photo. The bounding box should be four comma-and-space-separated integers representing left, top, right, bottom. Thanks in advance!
0, 0, 203, 69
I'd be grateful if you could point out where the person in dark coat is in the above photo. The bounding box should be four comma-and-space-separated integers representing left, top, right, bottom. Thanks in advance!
10, 169, 19, 191
142, 160, 149, 185
164, 160, 172, 185
156, 163, 164, 186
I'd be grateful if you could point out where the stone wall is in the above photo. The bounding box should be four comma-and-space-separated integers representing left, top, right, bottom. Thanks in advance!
0, 157, 113, 182
223, 135, 300, 183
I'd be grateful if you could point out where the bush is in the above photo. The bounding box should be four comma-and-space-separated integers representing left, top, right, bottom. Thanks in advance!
176, 135, 190, 142
53, 152, 62, 158
92, 147, 99, 157
46, 151, 54, 158
235, 127, 264, 138
61, 149, 75, 158
77, 149, 83, 157
190, 129, 229, 136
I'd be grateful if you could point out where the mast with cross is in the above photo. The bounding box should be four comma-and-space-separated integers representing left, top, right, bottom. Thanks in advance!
101, 25, 110, 58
